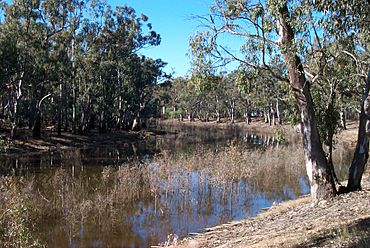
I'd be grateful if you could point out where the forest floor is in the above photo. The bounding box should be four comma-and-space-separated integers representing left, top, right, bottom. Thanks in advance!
156, 121, 370, 248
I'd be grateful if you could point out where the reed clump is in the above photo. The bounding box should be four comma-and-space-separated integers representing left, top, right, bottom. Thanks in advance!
0, 163, 161, 246
0, 176, 45, 247
157, 144, 305, 188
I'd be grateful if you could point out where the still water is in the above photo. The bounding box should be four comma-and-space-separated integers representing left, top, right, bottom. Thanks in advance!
0, 127, 353, 247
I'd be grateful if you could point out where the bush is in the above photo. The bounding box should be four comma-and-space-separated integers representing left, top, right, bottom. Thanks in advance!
0, 137, 7, 153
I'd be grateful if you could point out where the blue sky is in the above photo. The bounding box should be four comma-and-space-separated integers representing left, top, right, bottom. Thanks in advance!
110, 0, 213, 77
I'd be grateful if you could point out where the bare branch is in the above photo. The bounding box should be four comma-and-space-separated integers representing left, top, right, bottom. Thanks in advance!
218, 45, 289, 83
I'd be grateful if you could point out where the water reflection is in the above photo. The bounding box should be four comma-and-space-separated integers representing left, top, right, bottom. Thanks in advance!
0, 128, 354, 248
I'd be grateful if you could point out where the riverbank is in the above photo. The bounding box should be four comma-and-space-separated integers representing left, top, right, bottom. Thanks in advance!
157, 120, 370, 248
163, 178, 370, 248
0, 118, 358, 155
0, 119, 288, 156
155, 118, 286, 136
0, 128, 168, 156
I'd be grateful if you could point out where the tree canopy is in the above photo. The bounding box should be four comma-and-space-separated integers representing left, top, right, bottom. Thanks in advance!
0, 0, 166, 137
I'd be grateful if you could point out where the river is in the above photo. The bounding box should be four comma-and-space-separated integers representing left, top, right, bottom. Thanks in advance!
0, 126, 353, 247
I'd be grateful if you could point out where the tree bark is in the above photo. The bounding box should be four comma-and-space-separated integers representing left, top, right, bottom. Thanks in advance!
347, 71, 370, 191
32, 110, 41, 138
340, 109, 347, 130
230, 101, 235, 124
264, 109, 269, 123
278, 4, 336, 201
9, 72, 24, 139
57, 83, 62, 136
32, 94, 51, 138
276, 99, 282, 125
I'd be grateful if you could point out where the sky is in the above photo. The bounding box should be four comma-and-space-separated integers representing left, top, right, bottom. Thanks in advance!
110, 0, 213, 77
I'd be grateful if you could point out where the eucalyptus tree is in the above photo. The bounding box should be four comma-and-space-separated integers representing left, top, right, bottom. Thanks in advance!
0, 1, 166, 137
167, 77, 191, 121
308, 39, 361, 185
318, 0, 370, 191
236, 67, 289, 125
222, 73, 248, 123
83, 5, 162, 132
129, 56, 167, 130
0, 0, 53, 138
190, 0, 369, 201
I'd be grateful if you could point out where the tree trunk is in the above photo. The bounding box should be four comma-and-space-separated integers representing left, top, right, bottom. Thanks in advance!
216, 110, 221, 123
9, 73, 24, 140
72, 79, 76, 134
131, 116, 140, 131
32, 110, 41, 138
340, 109, 347, 130
79, 106, 85, 134
162, 106, 166, 119
271, 106, 276, 126
347, 71, 370, 191
264, 109, 269, 124
276, 99, 282, 125
278, 4, 336, 201
57, 83, 62, 136
267, 108, 272, 126
32, 94, 51, 138
63, 82, 68, 132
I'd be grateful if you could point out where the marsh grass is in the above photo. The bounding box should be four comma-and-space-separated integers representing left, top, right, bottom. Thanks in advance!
156, 144, 306, 191
0, 143, 310, 246
0, 177, 45, 247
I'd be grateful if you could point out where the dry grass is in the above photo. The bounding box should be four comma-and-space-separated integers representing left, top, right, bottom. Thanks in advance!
0, 177, 45, 247
156, 144, 305, 191
0, 164, 160, 247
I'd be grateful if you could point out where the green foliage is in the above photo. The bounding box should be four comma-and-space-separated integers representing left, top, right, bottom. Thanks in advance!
186, 0, 369, 143
0, 0, 166, 135
166, 109, 183, 119
273, 128, 286, 143
0, 138, 7, 152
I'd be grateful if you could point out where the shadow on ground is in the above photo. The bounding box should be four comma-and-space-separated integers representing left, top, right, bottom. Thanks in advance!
301, 217, 370, 248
